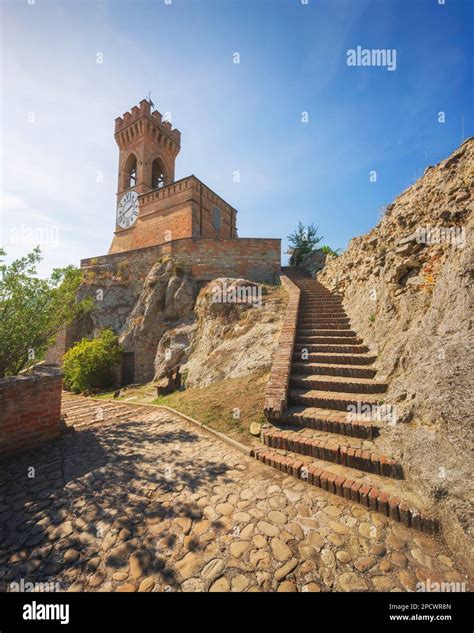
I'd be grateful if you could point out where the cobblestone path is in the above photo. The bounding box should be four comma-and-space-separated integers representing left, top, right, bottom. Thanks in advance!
0, 394, 468, 593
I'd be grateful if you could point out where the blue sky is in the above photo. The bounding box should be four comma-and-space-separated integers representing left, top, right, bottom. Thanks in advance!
1, 0, 472, 276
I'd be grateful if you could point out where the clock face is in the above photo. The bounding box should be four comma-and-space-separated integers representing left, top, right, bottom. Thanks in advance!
117, 191, 139, 229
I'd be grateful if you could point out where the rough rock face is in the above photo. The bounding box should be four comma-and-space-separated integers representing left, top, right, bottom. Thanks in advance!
119, 259, 198, 382
300, 249, 327, 277
186, 279, 286, 387
318, 138, 473, 569
154, 278, 286, 388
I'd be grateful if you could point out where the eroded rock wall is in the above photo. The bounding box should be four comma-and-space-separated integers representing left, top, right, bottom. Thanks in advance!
318, 138, 473, 569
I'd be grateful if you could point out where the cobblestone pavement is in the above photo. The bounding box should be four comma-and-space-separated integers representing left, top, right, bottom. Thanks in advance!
0, 395, 468, 593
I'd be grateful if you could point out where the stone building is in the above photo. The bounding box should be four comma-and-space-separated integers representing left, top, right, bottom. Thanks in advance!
46, 100, 281, 383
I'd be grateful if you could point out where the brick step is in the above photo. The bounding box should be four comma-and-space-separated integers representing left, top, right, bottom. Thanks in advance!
292, 353, 377, 365
262, 429, 402, 479
286, 406, 379, 439
297, 329, 357, 337
297, 324, 352, 332
300, 303, 343, 309
289, 374, 387, 394
295, 336, 362, 345
299, 308, 347, 315
299, 298, 340, 302
298, 313, 349, 320
288, 389, 380, 412
298, 314, 349, 326
298, 306, 347, 319
291, 362, 377, 379
252, 448, 438, 534
293, 343, 369, 354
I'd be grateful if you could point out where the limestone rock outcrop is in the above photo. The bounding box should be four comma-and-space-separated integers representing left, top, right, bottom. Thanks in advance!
183, 279, 286, 388
119, 259, 198, 382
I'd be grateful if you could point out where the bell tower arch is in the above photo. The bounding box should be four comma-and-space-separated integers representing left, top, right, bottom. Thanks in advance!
114, 99, 181, 199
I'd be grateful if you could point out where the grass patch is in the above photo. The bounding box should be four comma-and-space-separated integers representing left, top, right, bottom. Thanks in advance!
151, 371, 268, 446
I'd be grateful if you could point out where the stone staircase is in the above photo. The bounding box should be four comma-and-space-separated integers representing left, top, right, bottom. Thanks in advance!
256, 268, 439, 535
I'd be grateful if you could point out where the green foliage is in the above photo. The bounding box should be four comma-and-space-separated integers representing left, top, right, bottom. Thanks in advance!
319, 245, 342, 257
287, 222, 324, 265
62, 329, 122, 394
0, 247, 92, 377
369, 312, 376, 323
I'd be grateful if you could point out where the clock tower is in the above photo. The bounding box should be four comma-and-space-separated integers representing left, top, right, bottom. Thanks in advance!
109, 100, 238, 255
114, 98, 181, 231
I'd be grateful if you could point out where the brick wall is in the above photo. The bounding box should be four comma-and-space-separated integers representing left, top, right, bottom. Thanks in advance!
109, 176, 238, 255
83, 236, 281, 285
169, 237, 281, 284
263, 274, 300, 421
0, 366, 63, 457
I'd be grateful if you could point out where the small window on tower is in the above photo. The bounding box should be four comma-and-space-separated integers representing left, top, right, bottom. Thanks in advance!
151, 159, 165, 189
124, 154, 137, 189
129, 163, 137, 187
213, 206, 221, 232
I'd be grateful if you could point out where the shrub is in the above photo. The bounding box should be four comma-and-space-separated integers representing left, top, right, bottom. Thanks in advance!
63, 329, 122, 394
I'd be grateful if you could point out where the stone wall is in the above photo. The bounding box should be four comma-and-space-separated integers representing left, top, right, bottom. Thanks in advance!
0, 366, 63, 457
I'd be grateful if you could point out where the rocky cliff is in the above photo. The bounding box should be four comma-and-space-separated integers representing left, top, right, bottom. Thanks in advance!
101, 254, 286, 387
318, 138, 473, 567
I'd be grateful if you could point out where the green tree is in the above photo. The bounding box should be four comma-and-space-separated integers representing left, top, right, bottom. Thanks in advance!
287, 222, 324, 265
0, 247, 91, 377
62, 329, 122, 394
319, 245, 342, 257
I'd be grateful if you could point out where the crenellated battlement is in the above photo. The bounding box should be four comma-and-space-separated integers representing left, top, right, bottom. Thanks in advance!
114, 99, 181, 148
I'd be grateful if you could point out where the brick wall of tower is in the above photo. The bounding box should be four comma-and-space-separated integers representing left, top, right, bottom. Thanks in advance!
109, 176, 238, 255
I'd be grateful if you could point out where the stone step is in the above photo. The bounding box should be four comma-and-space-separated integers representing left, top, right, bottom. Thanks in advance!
289, 374, 387, 394
292, 353, 377, 365
288, 389, 381, 412
262, 429, 402, 479
293, 343, 370, 354
286, 406, 379, 439
291, 362, 377, 379
252, 448, 438, 534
